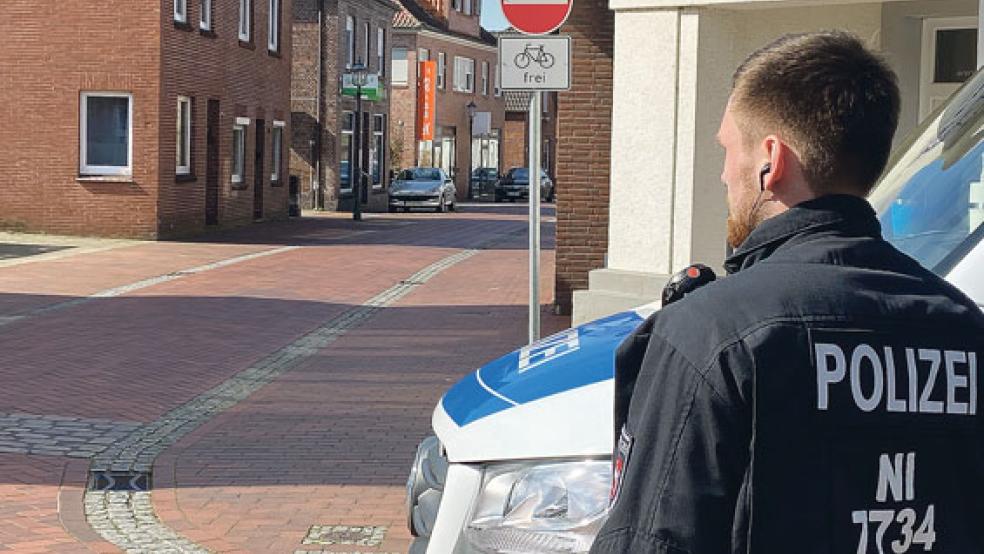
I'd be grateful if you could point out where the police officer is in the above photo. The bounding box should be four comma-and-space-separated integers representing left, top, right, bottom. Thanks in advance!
591, 32, 984, 553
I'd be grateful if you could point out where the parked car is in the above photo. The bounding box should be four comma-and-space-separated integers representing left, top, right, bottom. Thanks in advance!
406, 71, 984, 553
470, 167, 500, 198
389, 168, 457, 213
494, 167, 554, 203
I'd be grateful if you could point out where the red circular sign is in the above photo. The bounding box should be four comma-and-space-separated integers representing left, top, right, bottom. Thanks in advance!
501, 0, 573, 35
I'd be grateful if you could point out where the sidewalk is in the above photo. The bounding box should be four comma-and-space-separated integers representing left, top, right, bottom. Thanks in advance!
0, 206, 567, 553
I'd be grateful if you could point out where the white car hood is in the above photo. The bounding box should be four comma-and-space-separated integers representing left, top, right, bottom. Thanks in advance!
433, 304, 658, 463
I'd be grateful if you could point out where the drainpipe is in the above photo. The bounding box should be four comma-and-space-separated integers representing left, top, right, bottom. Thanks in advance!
979, 0, 984, 69
315, 0, 325, 210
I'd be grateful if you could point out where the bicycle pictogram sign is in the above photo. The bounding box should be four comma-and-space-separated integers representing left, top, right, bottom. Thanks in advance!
514, 44, 556, 70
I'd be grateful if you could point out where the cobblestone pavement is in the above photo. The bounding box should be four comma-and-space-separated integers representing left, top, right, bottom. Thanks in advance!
0, 205, 569, 553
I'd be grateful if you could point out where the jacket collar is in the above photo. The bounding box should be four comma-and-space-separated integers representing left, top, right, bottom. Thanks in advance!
724, 194, 881, 274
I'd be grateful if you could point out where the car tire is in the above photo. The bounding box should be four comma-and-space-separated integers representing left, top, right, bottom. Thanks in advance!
388, 205, 397, 213
449, 199, 456, 212
436, 196, 447, 213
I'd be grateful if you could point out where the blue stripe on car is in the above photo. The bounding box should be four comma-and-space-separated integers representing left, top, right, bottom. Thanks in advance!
441, 310, 646, 426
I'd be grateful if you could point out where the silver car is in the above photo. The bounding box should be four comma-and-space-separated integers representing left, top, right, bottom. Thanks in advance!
389, 168, 457, 213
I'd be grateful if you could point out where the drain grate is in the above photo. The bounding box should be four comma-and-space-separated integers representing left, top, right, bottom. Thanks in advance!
89, 471, 151, 492
302, 525, 387, 547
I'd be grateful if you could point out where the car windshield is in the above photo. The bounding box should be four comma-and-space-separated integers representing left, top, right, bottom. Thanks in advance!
509, 168, 529, 179
399, 168, 442, 181
869, 71, 984, 275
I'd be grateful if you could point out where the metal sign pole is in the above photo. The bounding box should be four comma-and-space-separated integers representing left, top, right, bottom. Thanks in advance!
529, 91, 542, 344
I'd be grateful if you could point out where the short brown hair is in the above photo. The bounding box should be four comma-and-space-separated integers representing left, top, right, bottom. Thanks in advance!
731, 31, 900, 195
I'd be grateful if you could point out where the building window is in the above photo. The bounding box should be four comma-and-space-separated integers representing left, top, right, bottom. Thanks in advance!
272, 121, 285, 182
377, 28, 385, 76
464, 0, 471, 16
419, 48, 429, 62
454, 57, 475, 93
372, 114, 385, 188
437, 52, 446, 89
346, 16, 355, 69
80, 92, 132, 176
452, 0, 461, 11
363, 22, 371, 69
238, 0, 251, 41
481, 61, 489, 95
392, 48, 408, 85
232, 124, 246, 184
494, 65, 501, 96
268, 0, 280, 52
341, 112, 354, 191
200, 0, 211, 30
176, 96, 192, 175
174, 0, 187, 23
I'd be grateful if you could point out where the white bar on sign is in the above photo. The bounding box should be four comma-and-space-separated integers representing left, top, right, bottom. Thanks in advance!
502, 0, 568, 4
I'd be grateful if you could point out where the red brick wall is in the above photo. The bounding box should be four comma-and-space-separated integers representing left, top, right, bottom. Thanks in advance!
394, 33, 505, 200
159, 0, 292, 238
389, 33, 419, 174
503, 113, 527, 172
0, 0, 162, 238
554, 0, 614, 314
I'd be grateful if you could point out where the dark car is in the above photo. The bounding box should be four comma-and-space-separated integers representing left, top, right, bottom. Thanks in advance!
470, 167, 500, 198
494, 167, 554, 203
389, 168, 457, 213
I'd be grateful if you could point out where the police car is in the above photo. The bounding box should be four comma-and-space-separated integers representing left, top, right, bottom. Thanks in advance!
406, 71, 984, 554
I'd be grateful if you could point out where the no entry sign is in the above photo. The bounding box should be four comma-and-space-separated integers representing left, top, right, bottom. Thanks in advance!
501, 0, 573, 35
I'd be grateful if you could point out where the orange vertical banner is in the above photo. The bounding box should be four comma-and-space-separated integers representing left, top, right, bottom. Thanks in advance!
417, 60, 437, 142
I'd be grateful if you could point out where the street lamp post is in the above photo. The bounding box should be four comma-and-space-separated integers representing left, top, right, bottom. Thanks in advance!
351, 61, 369, 221
466, 101, 477, 200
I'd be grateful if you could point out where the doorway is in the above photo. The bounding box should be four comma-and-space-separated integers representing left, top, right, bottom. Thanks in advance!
205, 99, 220, 226
254, 119, 265, 220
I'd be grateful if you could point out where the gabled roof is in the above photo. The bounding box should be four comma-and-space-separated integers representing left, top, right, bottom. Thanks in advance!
392, 0, 497, 47
505, 91, 534, 113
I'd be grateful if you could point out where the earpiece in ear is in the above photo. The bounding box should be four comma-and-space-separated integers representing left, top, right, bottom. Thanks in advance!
759, 163, 772, 192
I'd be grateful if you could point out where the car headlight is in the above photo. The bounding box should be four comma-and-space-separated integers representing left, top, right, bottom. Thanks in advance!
464, 460, 611, 554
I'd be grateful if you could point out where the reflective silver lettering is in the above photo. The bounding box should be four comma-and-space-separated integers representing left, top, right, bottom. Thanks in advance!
945, 350, 969, 415
918, 349, 944, 414
851, 344, 884, 412
971, 352, 978, 415
816, 343, 846, 411
906, 348, 919, 413
884, 347, 906, 413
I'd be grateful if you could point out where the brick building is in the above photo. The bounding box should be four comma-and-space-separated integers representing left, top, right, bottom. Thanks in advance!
291, 0, 398, 213
501, 91, 558, 179
553, 0, 614, 314
0, 0, 292, 238
390, 0, 505, 199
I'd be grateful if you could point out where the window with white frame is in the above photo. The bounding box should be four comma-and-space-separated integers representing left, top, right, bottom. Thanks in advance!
481, 61, 489, 95
372, 114, 385, 188
239, 0, 251, 41
391, 48, 408, 85
346, 16, 355, 69
268, 0, 280, 52
271, 121, 285, 182
464, 0, 471, 16
452, 0, 461, 11
494, 64, 501, 96
174, 0, 187, 23
232, 124, 246, 184
437, 52, 446, 89
377, 28, 385, 76
418, 48, 429, 62
200, 0, 211, 30
176, 96, 192, 175
80, 92, 133, 176
341, 112, 354, 191
363, 22, 371, 69
453, 57, 475, 93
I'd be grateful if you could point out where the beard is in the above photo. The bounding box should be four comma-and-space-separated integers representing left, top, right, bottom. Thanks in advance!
726, 172, 765, 249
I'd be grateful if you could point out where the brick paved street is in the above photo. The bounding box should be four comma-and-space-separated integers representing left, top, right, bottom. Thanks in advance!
0, 205, 567, 553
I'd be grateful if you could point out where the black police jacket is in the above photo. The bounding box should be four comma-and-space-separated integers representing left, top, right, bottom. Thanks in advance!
591, 195, 984, 554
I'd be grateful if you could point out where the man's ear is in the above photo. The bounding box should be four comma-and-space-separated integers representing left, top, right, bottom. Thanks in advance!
760, 135, 786, 192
